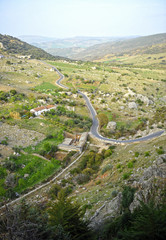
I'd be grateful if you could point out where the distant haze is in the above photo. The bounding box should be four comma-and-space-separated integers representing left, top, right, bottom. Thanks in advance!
1, 0, 166, 38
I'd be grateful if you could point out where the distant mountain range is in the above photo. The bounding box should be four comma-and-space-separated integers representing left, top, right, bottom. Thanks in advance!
18, 34, 166, 61
18, 35, 139, 58
1, 33, 165, 62
70, 33, 166, 61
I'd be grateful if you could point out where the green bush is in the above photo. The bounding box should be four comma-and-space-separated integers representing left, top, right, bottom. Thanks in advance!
104, 149, 112, 158
121, 186, 136, 210
127, 161, 134, 168
116, 163, 121, 169
101, 164, 113, 174
70, 167, 81, 176
111, 190, 118, 198
0, 140, 8, 145
95, 180, 101, 185
123, 172, 131, 180
156, 147, 165, 155
75, 174, 90, 184
97, 201, 166, 240
0, 167, 7, 179
134, 152, 139, 157
145, 151, 150, 156
49, 184, 62, 199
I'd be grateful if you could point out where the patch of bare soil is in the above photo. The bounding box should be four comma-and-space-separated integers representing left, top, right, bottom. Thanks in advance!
0, 123, 45, 159
0, 145, 14, 161
55, 151, 68, 161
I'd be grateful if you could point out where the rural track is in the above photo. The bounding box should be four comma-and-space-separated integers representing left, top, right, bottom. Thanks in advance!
0, 150, 85, 212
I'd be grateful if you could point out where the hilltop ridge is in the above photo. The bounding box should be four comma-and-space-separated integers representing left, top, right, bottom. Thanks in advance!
69, 33, 166, 60
0, 34, 67, 60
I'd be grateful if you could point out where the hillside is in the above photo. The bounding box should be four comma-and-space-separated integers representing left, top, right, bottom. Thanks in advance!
71, 33, 166, 61
0, 34, 65, 60
0, 35, 165, 238
19, 36, 138, 58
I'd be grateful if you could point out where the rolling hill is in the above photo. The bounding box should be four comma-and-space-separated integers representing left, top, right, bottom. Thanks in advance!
19, 36, 138, 58
0, 34, 65, 60
70, 33, 166, 61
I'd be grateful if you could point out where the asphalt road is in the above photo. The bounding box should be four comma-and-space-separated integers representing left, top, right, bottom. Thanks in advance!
52, 64, 164, 144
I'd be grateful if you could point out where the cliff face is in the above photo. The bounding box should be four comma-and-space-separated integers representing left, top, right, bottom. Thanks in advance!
89, 154, 166, 228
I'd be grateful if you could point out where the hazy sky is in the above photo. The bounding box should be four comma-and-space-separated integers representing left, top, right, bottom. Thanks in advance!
1, 0, 166, 38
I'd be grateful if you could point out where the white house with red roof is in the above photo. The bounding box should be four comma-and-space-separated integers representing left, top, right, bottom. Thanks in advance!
30, 105, 57, 116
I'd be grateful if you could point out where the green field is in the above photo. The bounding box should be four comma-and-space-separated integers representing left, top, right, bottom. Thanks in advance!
0, 154, 61, 200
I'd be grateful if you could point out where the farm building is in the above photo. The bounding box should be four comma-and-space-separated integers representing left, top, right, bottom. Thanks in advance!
30, 105, 57, 116
58, 132, 88, 153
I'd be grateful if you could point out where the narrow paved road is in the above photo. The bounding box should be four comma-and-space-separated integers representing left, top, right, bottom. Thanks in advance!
49, 63, 164, 144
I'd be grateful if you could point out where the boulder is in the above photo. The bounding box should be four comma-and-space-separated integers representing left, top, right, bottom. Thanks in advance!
107, 121, 117, 130
128, 102, 137, 109
136, 94, 153, 106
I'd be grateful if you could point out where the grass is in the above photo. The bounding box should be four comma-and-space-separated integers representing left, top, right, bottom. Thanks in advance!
34, 81, 58, 91
0, 154, 61, 200
0, 58, 60, 93
9, 118, 65, 135
47, 59, 166, 139
24, 131, 64, 154
69, 134, 166, 217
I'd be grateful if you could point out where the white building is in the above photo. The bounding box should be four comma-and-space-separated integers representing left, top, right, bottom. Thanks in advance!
30, 105, 57, 116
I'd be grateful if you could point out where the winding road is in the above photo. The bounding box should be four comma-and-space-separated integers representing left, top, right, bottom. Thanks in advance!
50, 63, 164, 144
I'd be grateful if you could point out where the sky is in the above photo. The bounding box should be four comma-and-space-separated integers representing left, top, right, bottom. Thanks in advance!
0, 0, 166, 38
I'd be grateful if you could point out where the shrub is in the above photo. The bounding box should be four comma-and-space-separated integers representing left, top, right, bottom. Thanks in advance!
101, 164, 113, 174
111, 190, 118, 198
134, 152, 139, 157
70, 167, 81, 176
121, 186, 136, 210
44, 143, 51, 152
0, 167, 7, 179
156, 147, 165, 155
46, 134, 54, 139
95, 180, 101, 185
123, 172, 131, 180
10, 111, 21, 119
109, 145, 116, 150
0, 140, 8, 145
145, 151, 150, 157
75, 174, 90, 184
104, 149, 112, 158
116, 163, 121, 169
157, 149, 164, 155
49, 184, 61, 199
127, 161, 134, 168
63, 186, 73, 196
82, 168, 94, 176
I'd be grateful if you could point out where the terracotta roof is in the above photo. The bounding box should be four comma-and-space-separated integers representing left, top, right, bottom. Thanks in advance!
46, 105, 56, 109
33, 106, 46, 111
32, 105, 56, 112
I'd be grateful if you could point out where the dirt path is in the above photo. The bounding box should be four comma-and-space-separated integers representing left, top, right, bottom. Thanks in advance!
0, 150, 85, 212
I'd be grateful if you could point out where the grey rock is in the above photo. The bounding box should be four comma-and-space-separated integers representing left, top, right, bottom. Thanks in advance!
128, 102, 137, 109
107, 121, 117, 130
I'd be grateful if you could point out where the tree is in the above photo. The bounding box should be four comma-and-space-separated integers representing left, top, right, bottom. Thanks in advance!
121, 201, 166, 240
121, 186, 136, 211
97, 113, 108, 128
48, 193, 93, 240
0, 200, 50, 240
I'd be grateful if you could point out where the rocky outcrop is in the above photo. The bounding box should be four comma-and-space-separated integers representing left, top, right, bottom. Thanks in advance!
89, 154, 166, 228
136, 94, 153, 106
107, 121, 117, 131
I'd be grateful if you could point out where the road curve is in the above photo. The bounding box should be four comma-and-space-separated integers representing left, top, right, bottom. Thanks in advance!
50, 63, 164, 144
